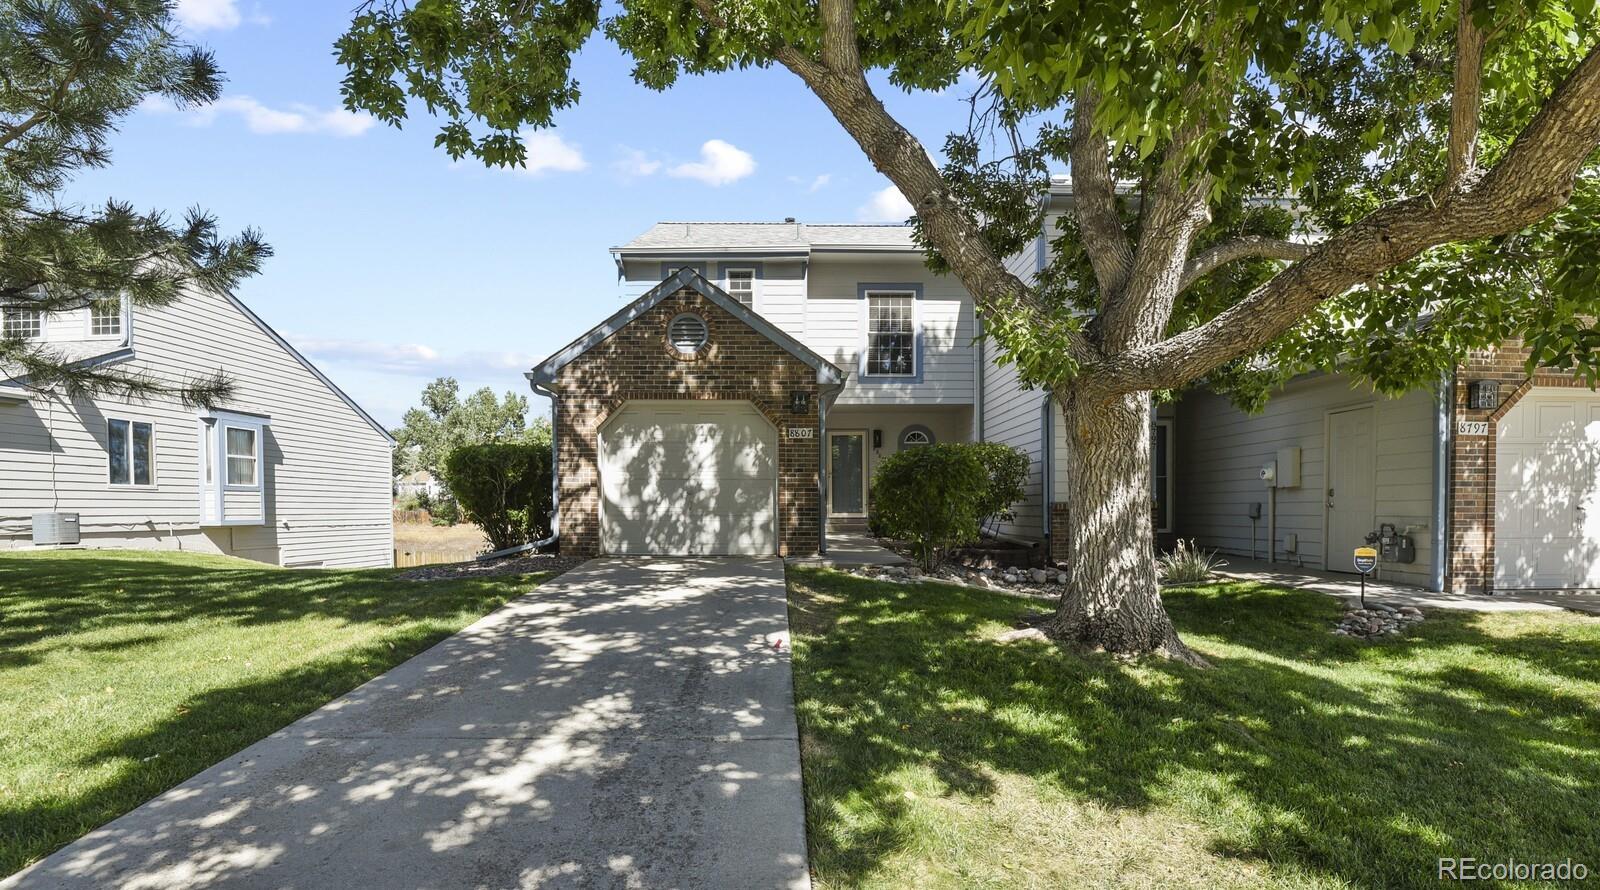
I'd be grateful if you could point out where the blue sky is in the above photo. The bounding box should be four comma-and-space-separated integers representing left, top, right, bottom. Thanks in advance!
65, 1, 985, 426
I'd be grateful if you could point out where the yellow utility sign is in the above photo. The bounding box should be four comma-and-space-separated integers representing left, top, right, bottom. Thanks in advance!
1354, 547, 1378, 575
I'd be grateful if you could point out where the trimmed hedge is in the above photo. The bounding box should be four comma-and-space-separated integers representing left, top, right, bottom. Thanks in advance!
442, 442, 552, 552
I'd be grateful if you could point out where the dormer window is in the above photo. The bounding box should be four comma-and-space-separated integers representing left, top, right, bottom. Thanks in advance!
89, 297, 122, 337
2, 308, 42, 340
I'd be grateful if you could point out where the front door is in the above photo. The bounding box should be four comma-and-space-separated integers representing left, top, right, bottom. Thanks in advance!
828, 432, 867, 517
1326, 406, 1377, 573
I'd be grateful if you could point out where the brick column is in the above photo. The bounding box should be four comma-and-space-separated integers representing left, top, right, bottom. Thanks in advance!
1446, 343, 1588, 594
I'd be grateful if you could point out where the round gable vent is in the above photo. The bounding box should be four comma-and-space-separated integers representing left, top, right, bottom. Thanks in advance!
668, 313, 709, 354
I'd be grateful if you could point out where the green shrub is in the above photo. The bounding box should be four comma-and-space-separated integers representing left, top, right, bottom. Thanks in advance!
968, 442, 1030, 530
429, 497, 461, 526
871, 444, 988, 570
442, 442, 551, 551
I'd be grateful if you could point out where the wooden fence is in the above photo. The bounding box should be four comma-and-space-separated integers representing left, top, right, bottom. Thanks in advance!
393, 547, 482, 568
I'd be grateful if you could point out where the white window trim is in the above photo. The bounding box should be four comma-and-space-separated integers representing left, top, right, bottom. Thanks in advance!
2, 306, 45, 341
106, 416, 157, 488
85, 296, 126, 339
1153, 419, 1174, 534
860, 289, 919, 379
723, 267, 759, 311
223, 423, 262, 490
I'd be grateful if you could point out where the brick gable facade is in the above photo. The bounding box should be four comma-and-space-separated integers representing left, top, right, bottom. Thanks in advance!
1446, 343, 1590, 594
541, 285, 827, 557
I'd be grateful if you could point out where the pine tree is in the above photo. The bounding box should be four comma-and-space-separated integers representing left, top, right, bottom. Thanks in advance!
1, 0, 270, 406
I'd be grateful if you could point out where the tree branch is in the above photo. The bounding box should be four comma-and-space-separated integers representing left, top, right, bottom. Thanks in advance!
1177, 236, 1314, 292
1069, 91, 1135, 299
1096, 41, 1600, 394
1439, 0, 1489, 196
737, 0, 1099, 369
1098, 96, 1218, 351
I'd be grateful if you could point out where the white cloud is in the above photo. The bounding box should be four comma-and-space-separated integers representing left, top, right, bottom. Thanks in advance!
293, 336, 539, 379
668, 139, 756, 186
514, 131, 588, 176
175, 0, 240, 30
808, 173, 832, 192
613, 147, 664, 179
858, 185, 915, 222
173, 0, 269, 31
142, 95, 375, 137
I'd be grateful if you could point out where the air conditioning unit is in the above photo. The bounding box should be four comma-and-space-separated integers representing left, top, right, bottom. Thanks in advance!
32, 512, 80, 545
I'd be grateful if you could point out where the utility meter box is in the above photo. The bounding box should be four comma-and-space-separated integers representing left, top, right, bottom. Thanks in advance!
1260, 460, 1277, 486
1275, 447, 1302, 488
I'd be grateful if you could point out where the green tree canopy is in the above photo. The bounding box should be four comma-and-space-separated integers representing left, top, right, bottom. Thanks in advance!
338, 0, 1600, 661
392, 376, 549, 480
1, 0, 270, 406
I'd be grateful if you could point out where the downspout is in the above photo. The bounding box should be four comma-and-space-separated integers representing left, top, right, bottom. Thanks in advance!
975, 314, 985, 442
494, 377, 556, 557
1040, 390, 1054, 544
1431, 372, 1454, 592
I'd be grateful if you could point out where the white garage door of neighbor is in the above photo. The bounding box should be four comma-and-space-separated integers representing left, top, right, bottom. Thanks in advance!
598, 400, 778, 556
1495, 389, 1600, 590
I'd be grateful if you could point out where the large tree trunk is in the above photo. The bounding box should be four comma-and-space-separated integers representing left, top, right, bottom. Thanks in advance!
1048, 389, 1206, 666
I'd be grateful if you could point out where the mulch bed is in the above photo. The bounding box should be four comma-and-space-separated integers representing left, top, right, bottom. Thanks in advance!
395, 552, 588, 582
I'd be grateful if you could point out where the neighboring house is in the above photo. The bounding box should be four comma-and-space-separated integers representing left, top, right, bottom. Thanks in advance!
528, 221, 979, 557
990, 177, 1600, 595
395, 470, 443, 501
0, 287, 395, 568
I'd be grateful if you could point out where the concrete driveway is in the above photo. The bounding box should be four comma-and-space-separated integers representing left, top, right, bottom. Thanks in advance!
3, 558, 810, 890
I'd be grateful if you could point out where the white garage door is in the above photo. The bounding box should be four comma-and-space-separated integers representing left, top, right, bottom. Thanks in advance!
1495, 389, 1600, 589
598, 400, 778, 556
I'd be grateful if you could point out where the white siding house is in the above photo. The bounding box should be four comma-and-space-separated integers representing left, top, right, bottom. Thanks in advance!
609, 222, 979, 536
1176, 374, 1442, 589
0, 286, 395, 567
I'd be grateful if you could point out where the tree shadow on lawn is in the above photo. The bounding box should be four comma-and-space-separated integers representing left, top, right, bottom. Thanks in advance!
787, 569, 1600, 889
0, 552, 547, 654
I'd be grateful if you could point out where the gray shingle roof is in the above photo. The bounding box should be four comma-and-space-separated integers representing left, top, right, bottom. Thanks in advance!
615, 221, 917, 253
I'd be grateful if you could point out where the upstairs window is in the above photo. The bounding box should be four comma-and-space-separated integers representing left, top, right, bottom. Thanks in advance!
108, 418, 154, 486
90, 298, 122, 336
3, 308, 42, 340
864, 291, 915, 377
724, 269, 755, 308
225, 426, 259, 486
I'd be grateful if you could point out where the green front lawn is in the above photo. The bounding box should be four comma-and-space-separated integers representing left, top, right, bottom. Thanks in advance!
789, 568, 1600, 889
0, 549, 547, 877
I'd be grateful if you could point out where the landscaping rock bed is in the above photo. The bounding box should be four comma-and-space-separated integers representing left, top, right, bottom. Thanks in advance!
396, 552, 587, 582
1333, 602, 1425, 638
843, 562, 1067, 599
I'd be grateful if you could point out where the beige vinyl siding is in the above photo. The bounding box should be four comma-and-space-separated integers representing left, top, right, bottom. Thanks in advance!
1174, 373, 1438, 588
981, 359, 1048, 539
622, 259, 808, 335
0, 286, 393, 568
804, 257, 975, 405
978, 224, 1055, 540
